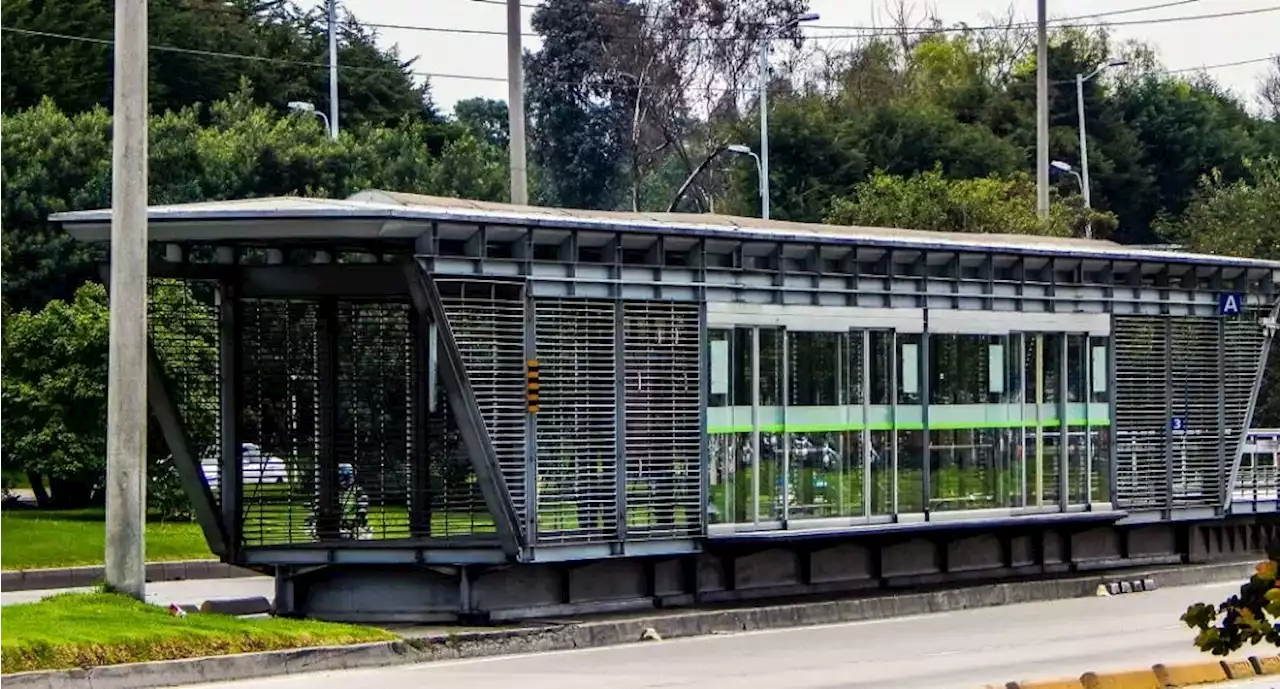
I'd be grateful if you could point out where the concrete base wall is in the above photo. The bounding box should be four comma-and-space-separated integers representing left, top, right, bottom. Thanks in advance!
275, 515, 1280, 623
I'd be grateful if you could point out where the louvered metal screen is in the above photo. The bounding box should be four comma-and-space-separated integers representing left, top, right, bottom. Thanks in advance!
334, 302, 420, 540
534, 298, 619, 544
1114, 316, 1169, 509
623, 301, 703, 540
436, 279, 528, 521
1226, 312, 1269, 499
148, 279, 222, 502
426, 381, 496, 537
1115, 313, 1268, 510
1169, 317, 1222, 506
239, 299, 322, 546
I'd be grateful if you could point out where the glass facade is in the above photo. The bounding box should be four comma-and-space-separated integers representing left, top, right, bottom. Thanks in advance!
706, 321, 1114, 529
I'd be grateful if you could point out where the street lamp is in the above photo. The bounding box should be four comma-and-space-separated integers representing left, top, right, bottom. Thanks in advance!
288, 101, 333, 138
1073, 58, 1127, 238
1051, 160, 1089, 238
728, 144, 765, 218
758, 12, 819, 220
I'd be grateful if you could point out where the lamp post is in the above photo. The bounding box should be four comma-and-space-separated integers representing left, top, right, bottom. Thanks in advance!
728, 144, 766, 218
288, 101, 332, 136
1073, 58, 1127, 239
1051, 160, 1088, 238
758, 12, 819, 220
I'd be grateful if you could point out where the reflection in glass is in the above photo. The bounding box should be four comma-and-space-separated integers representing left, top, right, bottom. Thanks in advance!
789, 332, 842, 406
789, 431, 845, 518
898, 430, 925, 512
869, 331, 894, 404
1067, 426, 1089, 505
1091, 427, 1111, 503
870, 429, 893, 514
1067, 334, 1087, 403
709, 433, 752, 524
758, 431, 784, 520
759, 327, 783, 407
733, 327, 754, 406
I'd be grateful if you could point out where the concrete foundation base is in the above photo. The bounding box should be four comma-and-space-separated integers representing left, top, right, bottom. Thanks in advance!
272, 515, 1279, 623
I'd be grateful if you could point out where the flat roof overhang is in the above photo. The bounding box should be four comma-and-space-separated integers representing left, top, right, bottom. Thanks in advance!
50, 191, 1280, 275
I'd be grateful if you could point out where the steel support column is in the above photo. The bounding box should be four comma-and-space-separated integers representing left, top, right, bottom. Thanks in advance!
405, 260, 524, 557
147, 347, 227, 555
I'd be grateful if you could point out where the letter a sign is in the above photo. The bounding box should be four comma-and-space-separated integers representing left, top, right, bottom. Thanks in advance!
1219, 292, 1244, 316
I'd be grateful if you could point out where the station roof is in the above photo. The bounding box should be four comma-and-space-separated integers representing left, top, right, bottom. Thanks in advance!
51, 189, 1280, 271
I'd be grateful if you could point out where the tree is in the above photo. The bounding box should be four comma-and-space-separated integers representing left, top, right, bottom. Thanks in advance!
1, 0, 436, 126
454, 98, 510, 150
1, 283, 110, 507
826, 167, 1116, 239
1, 87, 507, 313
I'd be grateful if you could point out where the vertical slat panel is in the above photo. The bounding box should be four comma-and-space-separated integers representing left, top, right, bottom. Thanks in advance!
436, 280, 528, 523
623, 301, 703, 540
1114, 315, 1169, 509
1169, 316, 1220, 506
534, 298, 618, 543
1226, 312, 1268, 498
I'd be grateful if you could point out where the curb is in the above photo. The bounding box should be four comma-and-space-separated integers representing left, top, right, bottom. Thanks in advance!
1, 561, 262, 592
1, 560, 1259, 689
1002, 654, 1280, 688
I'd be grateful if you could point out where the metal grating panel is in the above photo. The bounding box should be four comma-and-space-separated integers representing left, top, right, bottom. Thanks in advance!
1169, 317, 1221, 506
436, 280, 528, 521
1227, 312, 1269, 499
148, 279, 222, 503
1114, 316, 1169, 509
425, 382, 497, 537
534, 298, 619, 543
623, 301, 703, 540
239, 299, 322, 546
334, 301, 419, 540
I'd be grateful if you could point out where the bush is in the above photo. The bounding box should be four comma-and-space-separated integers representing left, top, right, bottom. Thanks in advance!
1182, 541, 1280, 655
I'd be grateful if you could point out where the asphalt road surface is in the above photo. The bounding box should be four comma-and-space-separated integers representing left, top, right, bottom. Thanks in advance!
180, 581, 1270, 689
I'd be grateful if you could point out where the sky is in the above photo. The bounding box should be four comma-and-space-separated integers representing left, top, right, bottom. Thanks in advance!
305, 0, 1279, 114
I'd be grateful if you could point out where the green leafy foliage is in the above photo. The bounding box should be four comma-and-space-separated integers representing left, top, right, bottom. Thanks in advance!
826, 167, 1117, 239
1, 0, 434, 126
1183, 546, 1280, 656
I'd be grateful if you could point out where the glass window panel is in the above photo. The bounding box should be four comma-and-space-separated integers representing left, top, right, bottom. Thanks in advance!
1090, 336, 1110, 402
869, 429, 893, 515
1067, 334, 1087, 403
1091, 427, 1112, 503
1027, 427, 1062, 506
930, 334, 996, 405
788, 431, 847, 519
897, 334, 923, 405
733, 327, 754, 406
708, 329, 731, 408
759, 327, 783, 407
931, 428, 1004, 511
1067, 425, 1089, 505
846, 331, 864, 405
1023, 333, 1061, 405
759, 431, 784, 520
708, 432, 752, 524
788, 331, 843, 406
869, 331, 894, 404
897, 430, 925, 512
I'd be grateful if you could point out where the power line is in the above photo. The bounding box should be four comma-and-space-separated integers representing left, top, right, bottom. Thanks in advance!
360, 4, 1274, 43
463, 0, 1203, 29
2, 25, 1272, 91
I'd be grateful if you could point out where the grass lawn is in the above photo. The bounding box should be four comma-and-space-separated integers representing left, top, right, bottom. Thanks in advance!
0, 592, 394, 674
0, 508, 213, 571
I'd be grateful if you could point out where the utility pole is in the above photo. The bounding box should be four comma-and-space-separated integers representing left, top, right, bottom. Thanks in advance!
757, 39, 771, 220
1035, 0, 1049, 218
327, 0, 340, 139
105, 0, 149, 601
507, 0, 528, 205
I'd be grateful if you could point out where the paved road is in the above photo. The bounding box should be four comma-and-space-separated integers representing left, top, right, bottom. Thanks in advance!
184, 581, 1267, 689
1, 576, 274, 607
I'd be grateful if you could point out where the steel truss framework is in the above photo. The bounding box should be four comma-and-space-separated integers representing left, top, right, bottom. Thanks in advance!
59, 195, 1280, 574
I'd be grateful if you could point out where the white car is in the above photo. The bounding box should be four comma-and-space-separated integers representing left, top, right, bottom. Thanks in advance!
201, 443, 291, 491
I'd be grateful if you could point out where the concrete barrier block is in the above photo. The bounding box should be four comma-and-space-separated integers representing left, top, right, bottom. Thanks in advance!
1119, 581, 1134, 594
1005, 680, 1084, 689
1151, 661, 1227, 686
1141, 578, 1157, 592
1220, 659, 1256, 679
1251, 655, 1280, 675
199, 597, 273, 616
1080, 669, 1160, 689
